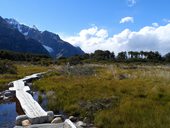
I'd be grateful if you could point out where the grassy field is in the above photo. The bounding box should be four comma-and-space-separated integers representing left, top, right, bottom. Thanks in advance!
0, 63, 48, 91
1, 63, 170, 127
33, 64, 170, 128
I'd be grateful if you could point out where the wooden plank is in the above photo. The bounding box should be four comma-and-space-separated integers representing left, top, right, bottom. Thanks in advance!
11, 73, 78, 128
10, 73, 47, 118
16, 90, 47, 118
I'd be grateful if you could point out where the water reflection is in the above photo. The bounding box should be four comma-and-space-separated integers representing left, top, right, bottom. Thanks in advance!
0, 91, 47, 128
0, 102, 17, 128
16, 98, 25, 115
33, 91, 48, 111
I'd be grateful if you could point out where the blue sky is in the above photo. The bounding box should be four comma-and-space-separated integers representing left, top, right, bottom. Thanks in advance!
0, 0, 169, 34
0, 0, 170, 53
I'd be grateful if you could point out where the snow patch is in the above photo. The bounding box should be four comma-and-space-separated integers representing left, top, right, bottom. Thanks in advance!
32, 25, 38, 30
6, 18, 19, 26
43, 45, 54, 53
17, 24, 29, 36
17, 24, 22, 33
23, 32, 29, 36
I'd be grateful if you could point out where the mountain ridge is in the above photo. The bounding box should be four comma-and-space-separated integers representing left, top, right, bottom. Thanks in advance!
5, 18, 84, 58
0, 16, 50, 56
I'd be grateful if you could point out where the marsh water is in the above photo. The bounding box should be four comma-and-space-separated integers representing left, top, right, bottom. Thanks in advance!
0, 91, 47, 128
0, 102, 17, 127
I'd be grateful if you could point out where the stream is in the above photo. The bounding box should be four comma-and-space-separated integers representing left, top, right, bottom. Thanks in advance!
0, 91, 47, 128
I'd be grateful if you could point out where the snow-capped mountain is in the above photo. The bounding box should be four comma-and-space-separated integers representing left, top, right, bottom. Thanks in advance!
5, 18, 84, 58
0, 16, 50, 56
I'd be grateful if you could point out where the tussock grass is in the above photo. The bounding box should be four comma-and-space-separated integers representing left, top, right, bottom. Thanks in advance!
33, 64, 170, 127
0, 64, 49, 91
16, 64, 49, 77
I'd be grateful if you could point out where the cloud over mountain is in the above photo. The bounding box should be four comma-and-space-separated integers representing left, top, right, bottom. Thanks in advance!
64, 23, 170, 54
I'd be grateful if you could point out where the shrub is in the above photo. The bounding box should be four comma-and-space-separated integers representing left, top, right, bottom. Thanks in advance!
58, 65, 95, 76
0, 60, 17, 74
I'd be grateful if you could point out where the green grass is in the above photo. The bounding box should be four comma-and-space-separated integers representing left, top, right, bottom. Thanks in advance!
33, 64, 170, 127
0, 63, 49, 91
1, 63, 169, 127
16, 64, 49, 77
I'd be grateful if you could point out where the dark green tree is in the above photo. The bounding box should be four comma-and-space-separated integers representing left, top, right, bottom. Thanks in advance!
117, 51, 127, 61
164, 52, 170, 62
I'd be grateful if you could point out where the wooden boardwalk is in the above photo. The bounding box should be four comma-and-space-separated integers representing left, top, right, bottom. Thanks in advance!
9, 73, 47, 118
9, 73, 78, 128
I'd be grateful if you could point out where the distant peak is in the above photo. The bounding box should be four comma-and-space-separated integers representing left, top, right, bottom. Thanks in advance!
32, 25, 38, 30
42, 30, 61, 40
5, 18, 19, 26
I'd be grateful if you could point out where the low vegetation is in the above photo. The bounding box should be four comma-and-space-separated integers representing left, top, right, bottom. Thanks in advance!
57, 50, 170, 65
1, 50, 170, 127
0, 60, 17, 74
0, 50, 52, 66
0, 62, 48, 91
34, 64, 170, 128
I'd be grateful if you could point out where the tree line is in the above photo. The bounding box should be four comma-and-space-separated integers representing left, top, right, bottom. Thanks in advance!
1, 50, 170, 66
57, 50, 170, 65
0, 50, 52, 66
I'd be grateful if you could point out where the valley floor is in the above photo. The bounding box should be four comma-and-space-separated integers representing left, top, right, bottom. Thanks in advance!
1, 63, 170, 128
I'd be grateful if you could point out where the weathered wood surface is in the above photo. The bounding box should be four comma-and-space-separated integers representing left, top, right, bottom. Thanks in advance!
9, 73, 47, 118
9, 73, 78, 128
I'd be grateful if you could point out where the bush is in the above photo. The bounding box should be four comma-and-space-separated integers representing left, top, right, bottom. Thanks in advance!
164, 52, 170, 62
58, 65, 95, 76
0, 60, 17, 74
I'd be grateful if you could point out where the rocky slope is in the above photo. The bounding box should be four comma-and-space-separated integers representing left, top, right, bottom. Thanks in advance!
0, 16, 49, 56
5, 18, 84, 58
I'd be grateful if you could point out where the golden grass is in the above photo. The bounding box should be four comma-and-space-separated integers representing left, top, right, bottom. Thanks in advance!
24, 64, 170, 127
16, 64, 49, 77
0, 64, 49, 91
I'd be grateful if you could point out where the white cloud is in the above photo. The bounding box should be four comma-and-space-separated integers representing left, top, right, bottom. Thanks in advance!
127, 0, 136, 7
65, 26, 109, 53
120, 17, 134, 24
64, 24, 170, 55
152, 22, 159, 27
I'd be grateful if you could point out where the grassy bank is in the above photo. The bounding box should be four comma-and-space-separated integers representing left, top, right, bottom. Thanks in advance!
0, 63, 48, 91
34, 64, 170, 128
1, 63, 170, 127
